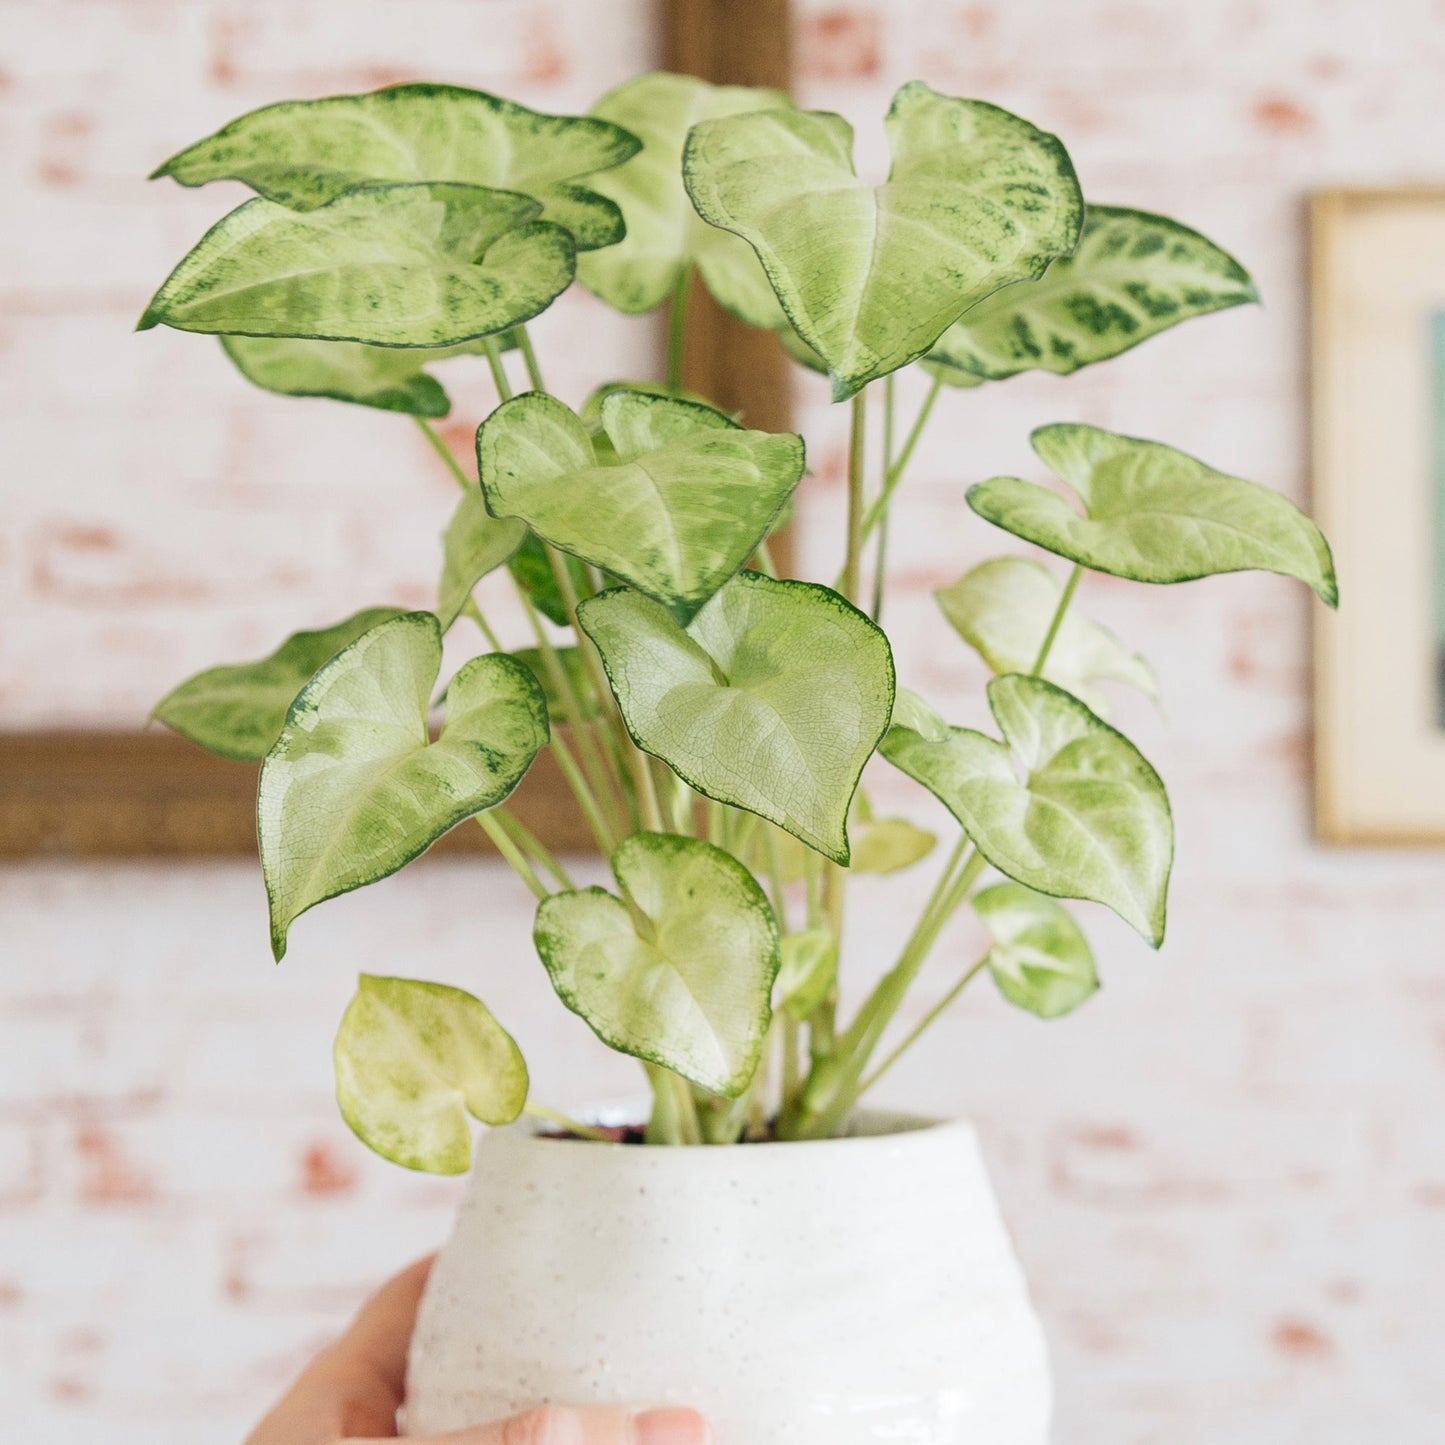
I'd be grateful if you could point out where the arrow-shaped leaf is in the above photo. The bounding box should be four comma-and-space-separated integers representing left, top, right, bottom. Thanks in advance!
577, 574, 895, 864
926, 204, 1258, 384
153, 606, 404, 760
220, 335, 486, 417
151, 83, 641, 249
969, 424, 1338, 605
973, 882, 1099, 1019
479, 390, 804, 622
334, 974, 528, 1174
882, 673, 1172, 945
684, 81, 1082, 399
260, 613, 548, 959
436, 489, 527, 629
534, 833, 779, 1095
936, 557, 1157, 715
139, 183, 576, 347
577, 72, 793, 324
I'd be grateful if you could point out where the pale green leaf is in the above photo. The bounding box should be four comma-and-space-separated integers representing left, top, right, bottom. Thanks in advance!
972, 883, 1099, 1019
153, 607, 404, 761
139, 183, 576, 347
683, 81, 1082, 400
890, 686, 952, 742
436, 489, 527, 628
577, 574, 895, 864
479, 390, 804, 622
577, 72, 791, 325
882, 673, 1172, 945
936, 557, 1157, 715
775, 929, 839, 1020
850, 816, 937, 874
969, 424, 1338, 605
926, 205, 1258, 383
334, 974, 528, 1174
151, 83, 640, 249
260, 613, 548, 959
220, 335, 487, 417
534, 833, 779, 1095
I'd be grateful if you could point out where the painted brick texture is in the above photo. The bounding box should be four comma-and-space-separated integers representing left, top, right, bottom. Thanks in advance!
2, 2, 1444, 1443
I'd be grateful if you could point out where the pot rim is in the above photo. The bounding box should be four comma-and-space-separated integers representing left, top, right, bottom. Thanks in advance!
500, 1098, 976, 1155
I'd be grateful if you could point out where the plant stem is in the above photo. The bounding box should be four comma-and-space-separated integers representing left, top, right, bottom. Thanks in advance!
794, 842, 986, 1139
1031, 563, 1082, 676
754, 537, 778, 578
483, 336, 514, 401
461, 596, 504, 651
414, 416, 474, 491
847, 371, 943, 568
842, 389, 867, 604
856, 953, 989, 1095
644, 1064, 702, 1146
523, 1102, 615, 1143
871, 373, 896, 622
666, 267, 691, 392
476, 812, 548, 900
498, 808, 576, 891
516, 326, 546, 393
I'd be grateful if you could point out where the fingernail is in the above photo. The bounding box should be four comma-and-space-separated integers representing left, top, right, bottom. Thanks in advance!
632, 1406, 712, 1445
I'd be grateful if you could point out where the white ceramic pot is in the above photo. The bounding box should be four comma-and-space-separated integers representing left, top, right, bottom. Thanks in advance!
406, 1107, 1051, 1443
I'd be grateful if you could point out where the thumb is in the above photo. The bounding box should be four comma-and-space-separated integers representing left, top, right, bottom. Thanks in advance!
387, 1404, 711, 1445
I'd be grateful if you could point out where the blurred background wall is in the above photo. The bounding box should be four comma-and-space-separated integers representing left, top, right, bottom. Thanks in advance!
2, 2, 1443, 1442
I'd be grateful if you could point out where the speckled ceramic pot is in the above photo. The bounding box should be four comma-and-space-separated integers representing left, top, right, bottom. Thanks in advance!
405, 1107, 1051, 1443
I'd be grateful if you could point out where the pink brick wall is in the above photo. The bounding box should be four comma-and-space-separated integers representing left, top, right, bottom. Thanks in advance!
2, 2, 1443, 1442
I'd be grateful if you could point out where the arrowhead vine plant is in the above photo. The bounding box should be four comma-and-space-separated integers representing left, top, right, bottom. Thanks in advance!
143, 76, 1337, 1164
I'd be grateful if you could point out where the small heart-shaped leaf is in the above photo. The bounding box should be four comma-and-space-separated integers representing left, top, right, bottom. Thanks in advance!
153, 606, 404, 761
139, 183, 576, 347
775, 929, 839, 1020
534, 833, 779, 1095
882, 674, 1172, 945
221, 335, 486, 417
577, 72, 792, 325
479, 390, 804, 622
152, 83, 641, 249
577, 574, 895, 864
261, 613, 548, 959
334, 974, 528, 1174
436, 489, 527, 629
969, 424, 1338, 605
936, 557, 1157, 715
925, 205, 1258, 384
684, 81, 1083, 399
973, 883, 1099, 1020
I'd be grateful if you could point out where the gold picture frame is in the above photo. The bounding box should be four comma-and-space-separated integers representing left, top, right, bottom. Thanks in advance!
1312, 188, 1445, 844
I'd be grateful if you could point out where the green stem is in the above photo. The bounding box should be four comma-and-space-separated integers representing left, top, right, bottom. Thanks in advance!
856, 954, 989, 1095
461, 596, 503, 652
754, 537, 779, 578
1031, 563, 1082, 676
477, 812, 548, 901
842, 389, 867, 604
846, 372, 943, 572
871, 373, 896, 622
517, 326, 546, 393
523, 1103, 614, 1143
498, 808, 576, 891
414, 416, 474, 492
644, 1064, 702, 1146
483, 336, 514, 401
666, 267, 691, 392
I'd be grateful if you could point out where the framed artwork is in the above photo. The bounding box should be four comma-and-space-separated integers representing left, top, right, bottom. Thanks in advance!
0, 0, 792, 860
1312, 188, 1445, 843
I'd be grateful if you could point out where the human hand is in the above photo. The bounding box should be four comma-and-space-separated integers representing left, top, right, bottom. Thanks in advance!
245, 1257, 711, 1444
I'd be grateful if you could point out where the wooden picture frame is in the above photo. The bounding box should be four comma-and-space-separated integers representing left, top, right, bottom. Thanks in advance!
1312, 188, 1445, 844
0, 0, 793, 861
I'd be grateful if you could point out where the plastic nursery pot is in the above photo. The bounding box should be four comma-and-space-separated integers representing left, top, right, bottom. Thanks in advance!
405, 1106, 1050, 1444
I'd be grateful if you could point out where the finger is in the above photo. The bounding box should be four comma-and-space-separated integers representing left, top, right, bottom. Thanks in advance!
352, 1404, 711, 1445
245, 1255, 434, 1445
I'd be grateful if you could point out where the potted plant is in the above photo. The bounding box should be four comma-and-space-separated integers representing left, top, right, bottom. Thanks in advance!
140, 74, 1336, 1443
